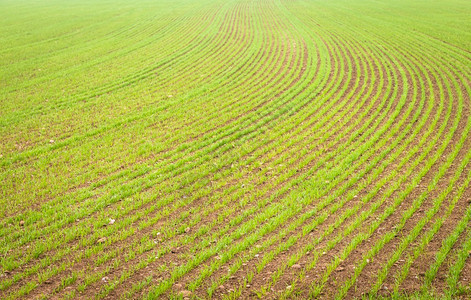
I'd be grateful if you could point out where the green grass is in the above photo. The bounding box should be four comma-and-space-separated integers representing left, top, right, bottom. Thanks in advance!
1, 0, 470, 298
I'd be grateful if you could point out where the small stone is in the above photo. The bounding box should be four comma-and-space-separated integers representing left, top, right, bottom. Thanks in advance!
337, 267, 345, 272
102, 276, 109, 282
184, 227, 190, 233
366, 259, 370, 263
97, 237, 107, 244
108, 218, 115, 225
246, 284, 251, 288
291, 264, 302, 269
179, 290, 192, 297
286, 285, 292, 289
19, 220, 25, 226
49, 139, 55, 144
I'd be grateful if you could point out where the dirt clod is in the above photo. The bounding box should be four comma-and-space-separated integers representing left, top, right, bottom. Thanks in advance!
179, 290, 192, 297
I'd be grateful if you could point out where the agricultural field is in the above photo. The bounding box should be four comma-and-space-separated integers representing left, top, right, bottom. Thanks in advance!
1, 0, 470, 298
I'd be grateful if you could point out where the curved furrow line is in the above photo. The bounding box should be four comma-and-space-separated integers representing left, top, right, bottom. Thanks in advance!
205, 0, 418, 292
0, 0, 284, 186
0, 0, 314, 296
0, 0, 254, 284
1, 0, 469, 298
362, 56, 471, 298
186, 33, 394, 299
0, 17, 290, 284
0, 0, 256, 216
310, 30, 449, 294
232, 42, 428, 300
3, 0, 314, 255
114, 24, 372, 298
243, 12, 446, 298
37, 10, 346, 298
36, 14, 306, 300
303, 36, 468, 299
1, 0, 296, 180
0, 0, 288, 251
138, 14, 422, 298
0, 12, 223, 154
26, 9, 318, 300
56, 4, 424, 296
326, 24, 471, 299
0, 0, 253, 218
0, 0, 249, 278
414, 70, 471, 293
